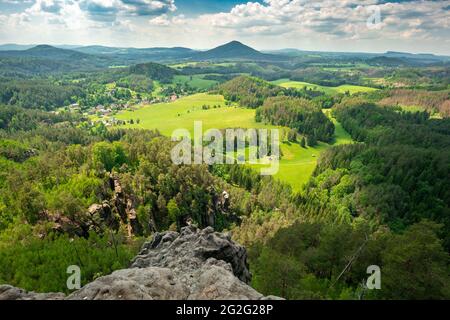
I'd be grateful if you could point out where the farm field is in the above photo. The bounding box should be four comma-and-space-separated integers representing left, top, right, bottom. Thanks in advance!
114, 93, 353, 191
272, 79, 378, 95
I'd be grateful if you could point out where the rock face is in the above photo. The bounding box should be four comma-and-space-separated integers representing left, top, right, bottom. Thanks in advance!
0, 285, 65, 300
0, 226, 279, 300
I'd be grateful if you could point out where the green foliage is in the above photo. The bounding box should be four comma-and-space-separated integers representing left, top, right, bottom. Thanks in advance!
0, 80, 84, 110
218, 76, 285, 108
92, 141, 127, 172
381, 221, 450, 299
311, 100, 450, 248
257, 96, 335, 142
116, 74, 154, 92
0, 139, 32, 162
167, 199, 181, 224
128, 62, 178, 83
46, 174, 104, 216
250, 220, 450, 300
0, 226, 141, 294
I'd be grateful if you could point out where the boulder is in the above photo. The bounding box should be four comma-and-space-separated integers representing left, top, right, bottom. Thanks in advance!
0, 226, 281, 300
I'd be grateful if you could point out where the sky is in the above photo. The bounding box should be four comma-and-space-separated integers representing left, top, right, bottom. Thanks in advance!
0, 0, 449, 54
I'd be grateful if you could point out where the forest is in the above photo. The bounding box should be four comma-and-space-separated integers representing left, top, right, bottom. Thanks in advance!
256, 96, 335, 143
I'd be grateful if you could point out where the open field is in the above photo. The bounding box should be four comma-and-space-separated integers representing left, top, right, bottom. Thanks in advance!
114, 93, 353, 191
272, 79, 378, 95
253, 111, 353, 191
114, 93, 269, 135
395, 104, 443, 119
172, 75, 219, 90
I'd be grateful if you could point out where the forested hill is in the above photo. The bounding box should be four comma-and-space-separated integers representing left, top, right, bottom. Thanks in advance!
0, 45, 92, 60
217, 76, 286, 108
0, 45, 111, 76
192, 41, 286, 61
0, 61, 178, 109
128, 62, 178, 83
72, 46, 197, 63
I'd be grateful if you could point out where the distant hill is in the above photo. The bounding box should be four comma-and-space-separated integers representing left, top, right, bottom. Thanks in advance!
383, 51, 450, 64
0, 45, 110, 76
127, 62, 178, 83
367, 56, 408, 67
73, 45, 197, 63
0, 44, 36, 51
0, 45, 94, 60
192, 41, 286, 61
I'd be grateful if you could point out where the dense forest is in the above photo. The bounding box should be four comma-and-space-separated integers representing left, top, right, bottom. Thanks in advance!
217, 75, 324, 108
217, 76, 286, 108
234, 96, 450, 299
256, 96, 335, 143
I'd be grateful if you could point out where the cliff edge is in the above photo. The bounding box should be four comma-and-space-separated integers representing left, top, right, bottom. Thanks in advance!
0, 226, 280, 300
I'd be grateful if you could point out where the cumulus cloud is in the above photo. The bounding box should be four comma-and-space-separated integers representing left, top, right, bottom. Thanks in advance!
121, 0, 176, 16
0, 0, 449, 53
12, 0, 177, 23
195, 0, 450, 41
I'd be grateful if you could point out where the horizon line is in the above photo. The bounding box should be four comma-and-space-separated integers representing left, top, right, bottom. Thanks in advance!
0, 42, 448, 57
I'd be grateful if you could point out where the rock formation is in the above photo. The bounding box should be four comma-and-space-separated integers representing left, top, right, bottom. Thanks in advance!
0, 226, 281, 300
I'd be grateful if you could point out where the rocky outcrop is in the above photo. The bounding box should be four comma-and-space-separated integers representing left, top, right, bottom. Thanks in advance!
44, 174, 140, 238
0, 285, 65, 300
0, 226, 281, 300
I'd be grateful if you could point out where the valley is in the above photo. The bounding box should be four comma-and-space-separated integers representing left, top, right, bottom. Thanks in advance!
0, 39, 449, 301
108, 93, 353, 191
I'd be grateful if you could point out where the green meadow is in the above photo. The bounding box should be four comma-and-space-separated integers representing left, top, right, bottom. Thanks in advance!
272, 79, 378, 95
114, 93, 268, 135
114, 93, 353, 192
172, 75, 218, 90
252, 111, 353, 191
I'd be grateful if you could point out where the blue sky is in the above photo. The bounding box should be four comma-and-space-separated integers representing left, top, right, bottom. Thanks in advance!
0, 0, 449, 54
175, 0, 264, 15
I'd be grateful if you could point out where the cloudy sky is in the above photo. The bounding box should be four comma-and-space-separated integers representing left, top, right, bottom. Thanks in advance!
0, 0, 449, 54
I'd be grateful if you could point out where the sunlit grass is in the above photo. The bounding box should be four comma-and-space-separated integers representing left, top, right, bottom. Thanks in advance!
114, 93, 354, 192
272, 79, 378, 95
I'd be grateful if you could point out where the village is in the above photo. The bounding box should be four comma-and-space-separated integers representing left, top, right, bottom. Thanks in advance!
62, 91, 180, 127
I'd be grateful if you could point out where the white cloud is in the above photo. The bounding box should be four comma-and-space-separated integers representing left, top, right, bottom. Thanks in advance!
0, 0, 449, 54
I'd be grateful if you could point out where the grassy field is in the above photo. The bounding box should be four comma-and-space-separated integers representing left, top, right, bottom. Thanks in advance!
272, 79, 378, 95
114, 93, 269, 136
172, 75, 218, 90
253, 110, 353, 191
113, 93, 353, 192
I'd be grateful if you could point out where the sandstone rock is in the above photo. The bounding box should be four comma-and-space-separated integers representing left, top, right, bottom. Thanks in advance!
0, 285, 65, 300
0, 226, 281, 300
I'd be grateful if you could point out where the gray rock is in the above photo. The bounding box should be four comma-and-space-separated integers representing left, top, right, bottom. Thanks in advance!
0, 226, 281, 300
0, 285, 65, 300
